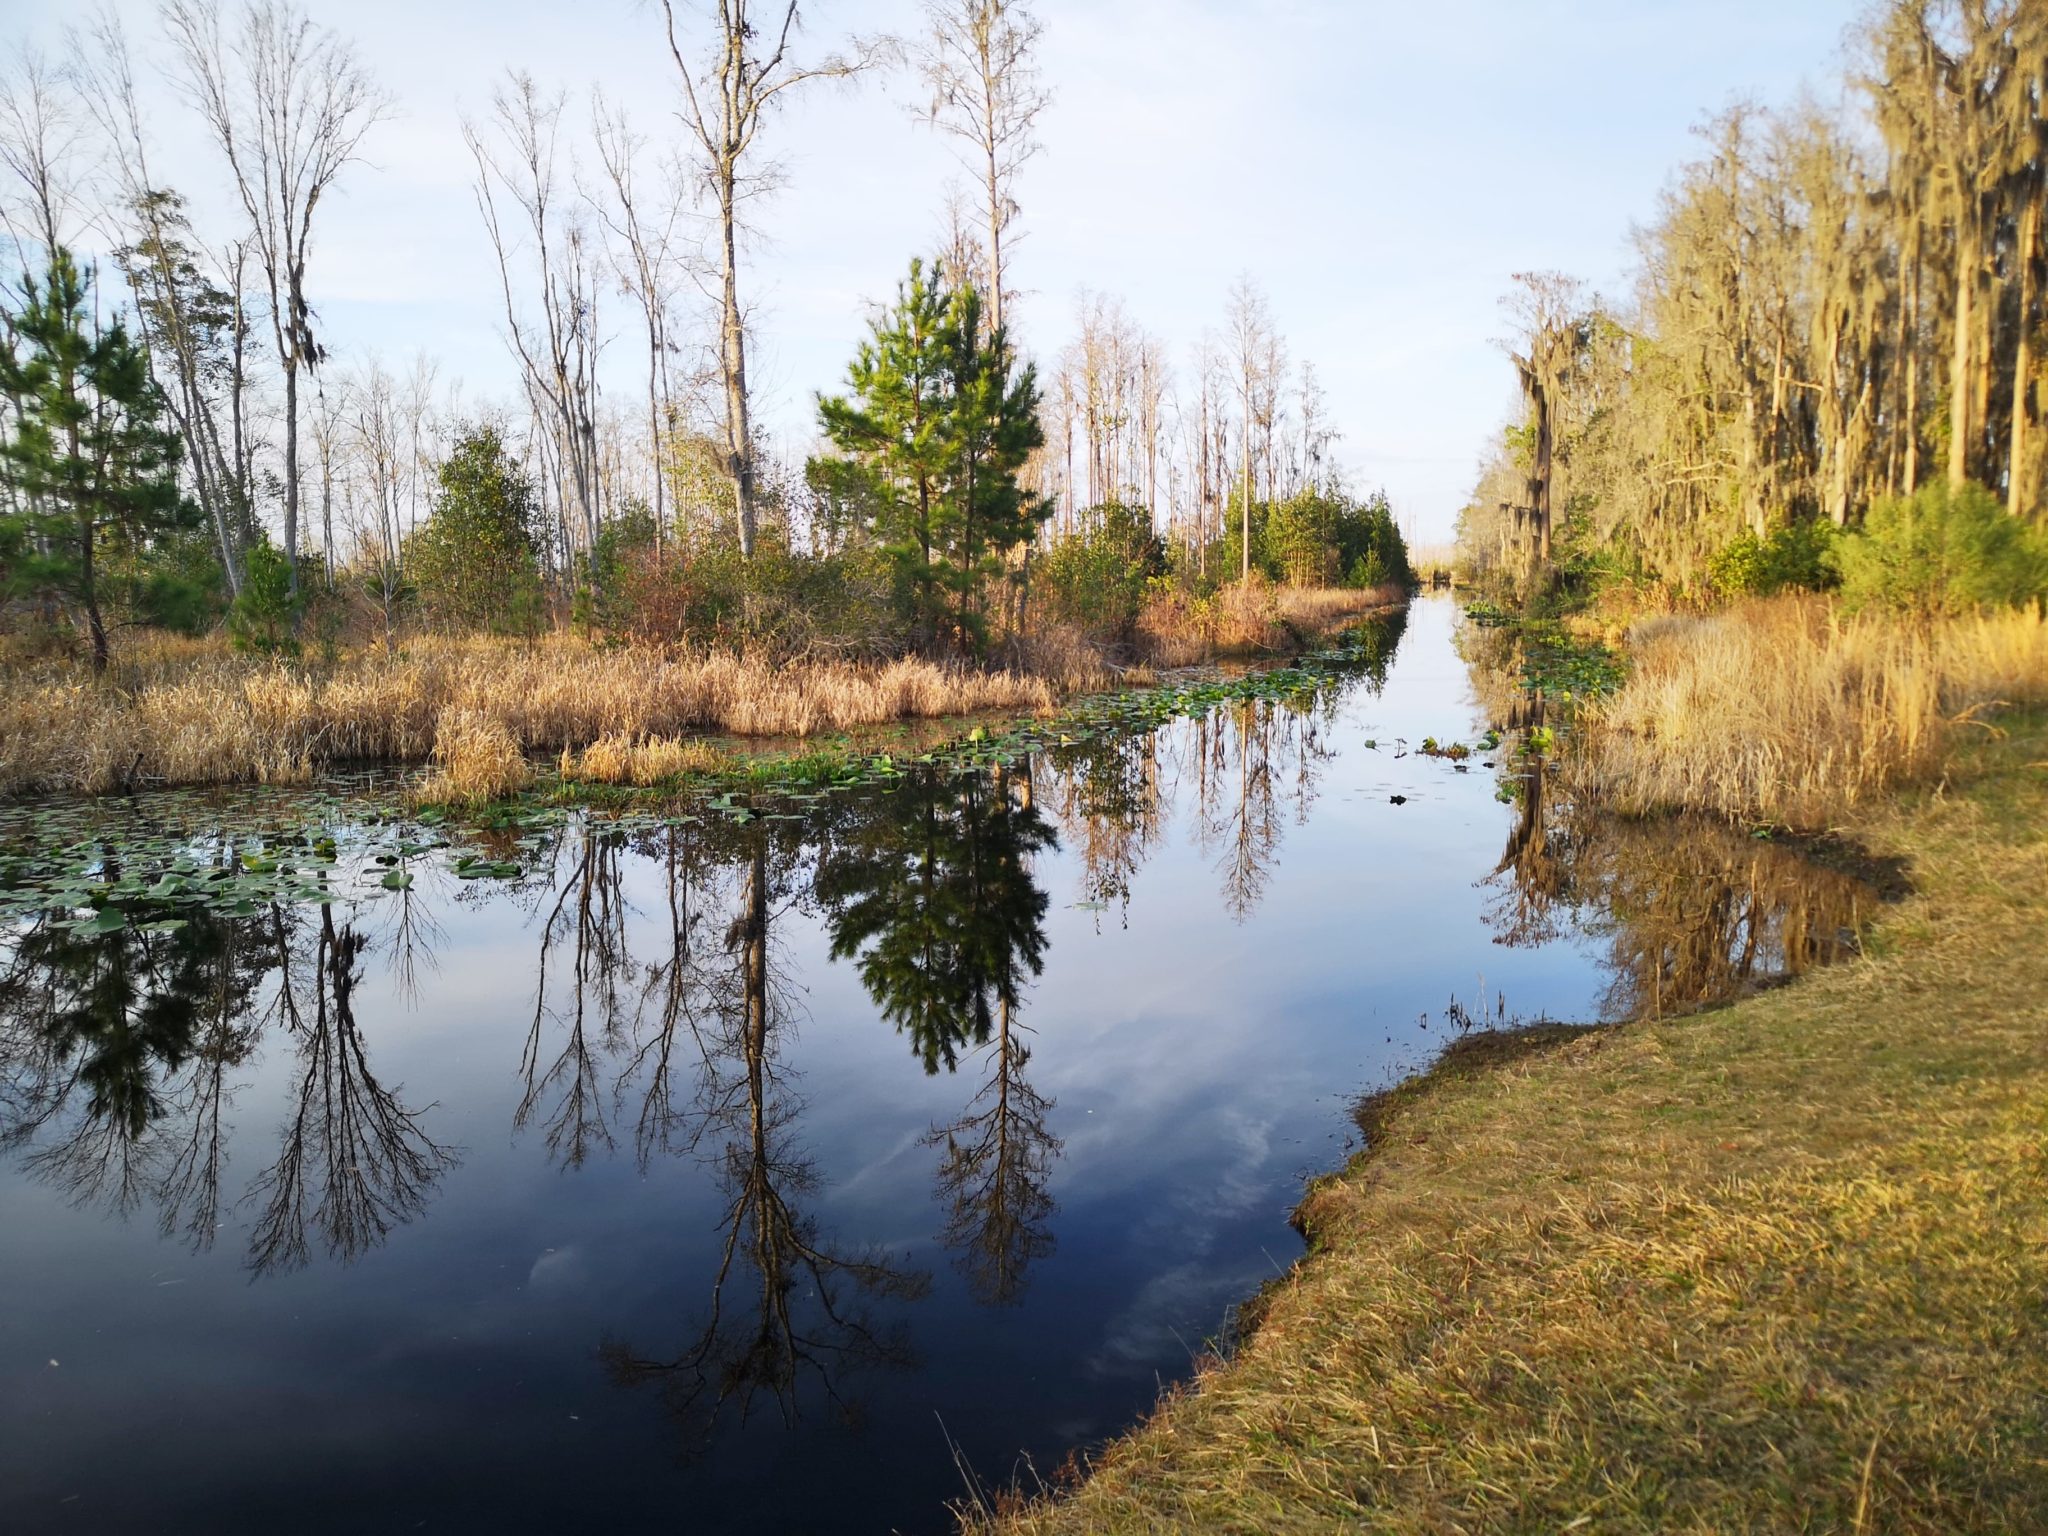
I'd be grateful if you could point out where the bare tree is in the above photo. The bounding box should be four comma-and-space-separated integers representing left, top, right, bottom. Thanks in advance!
917, 0, 1048, 338
465, 73, 606, 567
590, 91, 692, 549
162, 0, 388, 594
74, 9, 257, 591
1225, 276, 1274, 583
0, 46, 86, 264
658, 1, 880, 558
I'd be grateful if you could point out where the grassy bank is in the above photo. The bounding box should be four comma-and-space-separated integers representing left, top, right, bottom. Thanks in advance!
1573, 599, 2048, 827
0, 585, 1402, 800
975, 711, 2048, 1534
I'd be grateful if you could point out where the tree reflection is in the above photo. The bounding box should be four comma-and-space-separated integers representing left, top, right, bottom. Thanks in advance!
1190, 694, 1338, 922
1484, 780, 1895, 1019
247, 905, 459, 1275
0, 892, 267, 1216
0, 869, 456, 1274
605, 822, 929, 1447
818, 770, 1054, 1074
519, 828, 634, 1168
1043, 729, 1163, 925
923, 994, 1060, 1305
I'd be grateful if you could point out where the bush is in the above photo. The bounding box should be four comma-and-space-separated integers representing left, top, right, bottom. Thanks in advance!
1037, 502, 1163, 636
606, 525, 905, 659
1833, 481, 2048, 618
227, 540, 302, 656
1708, 518, 1839, 598
405, 427, 547, 635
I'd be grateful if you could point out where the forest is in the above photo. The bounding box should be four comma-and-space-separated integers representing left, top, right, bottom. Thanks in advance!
0, 0, 1413, 801
1461, 1, 2048, 607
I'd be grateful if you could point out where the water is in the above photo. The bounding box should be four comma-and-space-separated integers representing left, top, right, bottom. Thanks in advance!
0, 598, 1883, 1535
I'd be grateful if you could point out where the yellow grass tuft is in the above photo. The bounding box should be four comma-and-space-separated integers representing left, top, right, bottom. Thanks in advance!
421, 708, 531, 804
1572, 597, 2048, 826
566, 732, 726, 787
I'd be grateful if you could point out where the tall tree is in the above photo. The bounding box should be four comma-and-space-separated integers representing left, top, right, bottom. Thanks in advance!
659, 0, 878, 558
464, 73, 605, 568
0, 250, 189, 671
163, 0, 387, 595
917, 0, 1049, 339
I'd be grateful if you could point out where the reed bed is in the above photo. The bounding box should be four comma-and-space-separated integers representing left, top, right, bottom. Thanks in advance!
562, 732, 728, 788
1137, 582, 1403, 667
0, 633, 1078, 797
1570, 597, 2048, 827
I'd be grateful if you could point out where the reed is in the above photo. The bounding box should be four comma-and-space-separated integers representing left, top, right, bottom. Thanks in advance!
0, 633, 1085, 797
422, 708, 531, 804
1570, 598, 2048, 826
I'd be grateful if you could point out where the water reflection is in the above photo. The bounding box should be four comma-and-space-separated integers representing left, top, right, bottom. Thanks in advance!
603, 822, 932, 1446
1486, 762, 1895, 1019
248, 906, 459, 1275
0, 886, 455, 1270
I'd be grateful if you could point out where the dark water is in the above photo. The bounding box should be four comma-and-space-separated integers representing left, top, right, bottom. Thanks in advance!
0, 598, 1883, 1535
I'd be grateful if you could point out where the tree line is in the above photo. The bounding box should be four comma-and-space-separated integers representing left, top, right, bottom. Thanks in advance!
1461, 0, 2048, 611
0, 0, 1413, 670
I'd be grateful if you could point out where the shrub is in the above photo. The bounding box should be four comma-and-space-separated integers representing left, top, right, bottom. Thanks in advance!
227, 539, 302, 656
1832, 481, 2048, 617
405, 426, 547, 635
1708, 518, 1839, 598
1037, 502, 1163, 636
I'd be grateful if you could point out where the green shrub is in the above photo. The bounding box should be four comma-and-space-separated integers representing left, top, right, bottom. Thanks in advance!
1709, 518, 1839, 598
405, 426, 547, 635
1038, 502, 1163, 635
227, 539, 302, 656
1833, 481, 2048, 617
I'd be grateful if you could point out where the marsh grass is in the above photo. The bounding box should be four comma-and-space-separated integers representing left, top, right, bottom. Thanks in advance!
971, 712, 2048, 1535
1572, 597, 2048, 826
0, 633, 1089, 796
563, 732, 728, 787
1137, 581, 1404, 667
423, 708, 532, 805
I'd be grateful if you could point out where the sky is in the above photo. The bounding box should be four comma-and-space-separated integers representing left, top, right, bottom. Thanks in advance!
8, 0, 1872, 543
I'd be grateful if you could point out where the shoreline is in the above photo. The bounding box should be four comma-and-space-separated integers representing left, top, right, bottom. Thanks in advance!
970, 708, 2048, 1533
0, 592, 1410, 804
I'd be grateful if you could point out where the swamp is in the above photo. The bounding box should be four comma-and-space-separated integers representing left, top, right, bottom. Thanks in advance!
0, 599, 1889, 1534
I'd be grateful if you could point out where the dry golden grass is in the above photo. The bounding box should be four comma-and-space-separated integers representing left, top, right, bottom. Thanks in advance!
1137, 582, 1404, 666
563, 731, 727, 787
0, 632, 1080, 797
421, 707, 532, 805
974, 712, 2048, 1535
1573, 597, 2048, 827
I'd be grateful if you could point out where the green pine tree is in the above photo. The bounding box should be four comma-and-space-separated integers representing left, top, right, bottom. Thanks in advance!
404, 426, 547, 633
0, 249, 191, 671
815, 259, 1046, 653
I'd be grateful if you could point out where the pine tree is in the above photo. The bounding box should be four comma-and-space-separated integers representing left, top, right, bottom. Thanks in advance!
403, 426, 546, 633
0, 249, 189, 672
814, 258, 1046, 652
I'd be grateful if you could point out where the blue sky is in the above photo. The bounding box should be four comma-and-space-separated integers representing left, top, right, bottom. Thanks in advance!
10, 0, 1868, 540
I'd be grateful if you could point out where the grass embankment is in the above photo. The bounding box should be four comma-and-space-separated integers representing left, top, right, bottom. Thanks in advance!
1573, 599, 2048, 826
976, 735, 2048, 1531
0, 585, 1401, 800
